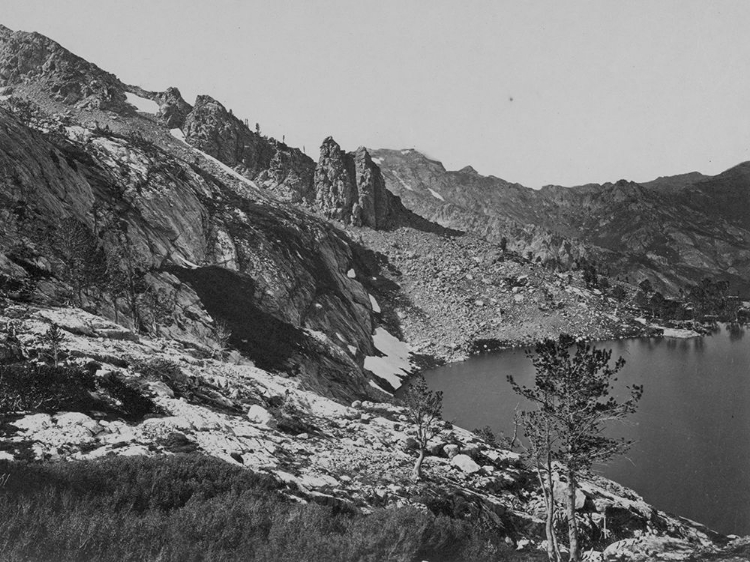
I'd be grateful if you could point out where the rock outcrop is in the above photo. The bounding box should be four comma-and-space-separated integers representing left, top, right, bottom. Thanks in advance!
154, 86, 192, 129
0, 24, 127, 111
0, 103, 382, 402
181, 94, 315, 201
313, 137, 396, 229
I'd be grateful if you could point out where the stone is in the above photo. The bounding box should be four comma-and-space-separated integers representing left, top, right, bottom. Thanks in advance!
54, 412, 94, 427
451, 454, 481, 474
443, 444, 460, 458
299, 473, 338, 489
554, 484, 588, 510
400, 437, 419, 451
13, 413, 52, 432
462, 443, 482, 459
601, 536, 694, 561
149, 381, 175, 398
427, 441, 446, 456
247, 405, 276, 429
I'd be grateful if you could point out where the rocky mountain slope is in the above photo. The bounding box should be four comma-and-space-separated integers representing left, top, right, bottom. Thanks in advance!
371, 149, 750, 297
0, 23, 744, 561
0, 301, 736, 561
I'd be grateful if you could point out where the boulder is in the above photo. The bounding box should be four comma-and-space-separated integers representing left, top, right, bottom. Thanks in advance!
149, 381, 175, 399
451, 454, 481, 474
400, 437, 419, 452
602, 536, 694, 561
443, 444, 460, 458
553, 484, 588, 510
13, 413, 52, 433
427, 441, 446, 456
246, 405, 277, 429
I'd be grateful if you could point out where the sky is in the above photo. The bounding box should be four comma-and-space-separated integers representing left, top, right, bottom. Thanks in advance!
3, 0, 750, 188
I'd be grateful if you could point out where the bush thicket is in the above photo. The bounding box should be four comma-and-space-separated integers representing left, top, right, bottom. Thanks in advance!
0, 454, 544, 562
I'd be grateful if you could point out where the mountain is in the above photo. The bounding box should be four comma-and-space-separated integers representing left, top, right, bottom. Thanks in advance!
371, 148, 750, 296
0, 24, 746, 559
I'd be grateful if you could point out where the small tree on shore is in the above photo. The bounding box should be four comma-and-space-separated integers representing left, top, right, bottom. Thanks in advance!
403, 374, 443, 481
509, 335, 643, 562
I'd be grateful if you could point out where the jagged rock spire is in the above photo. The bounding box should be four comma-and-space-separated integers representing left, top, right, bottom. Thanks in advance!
313, 136, 394, 229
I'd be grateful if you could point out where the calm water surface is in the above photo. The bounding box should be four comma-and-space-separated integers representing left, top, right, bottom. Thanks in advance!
422, 326, 750, 535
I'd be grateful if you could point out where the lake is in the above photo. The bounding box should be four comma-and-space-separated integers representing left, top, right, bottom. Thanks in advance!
421, 325, 750, 535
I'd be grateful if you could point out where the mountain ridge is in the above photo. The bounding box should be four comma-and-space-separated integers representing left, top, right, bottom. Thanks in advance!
371, 147, 750, 296
0, 23, 747, 560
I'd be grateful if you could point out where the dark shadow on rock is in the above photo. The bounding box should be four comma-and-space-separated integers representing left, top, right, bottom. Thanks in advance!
170, 266, 303, 372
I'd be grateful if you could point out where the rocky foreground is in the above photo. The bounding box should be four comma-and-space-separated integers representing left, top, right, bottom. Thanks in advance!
1, 301, 743, 561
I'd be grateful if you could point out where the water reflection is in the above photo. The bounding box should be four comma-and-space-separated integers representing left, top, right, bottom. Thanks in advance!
729, 323, 745, 341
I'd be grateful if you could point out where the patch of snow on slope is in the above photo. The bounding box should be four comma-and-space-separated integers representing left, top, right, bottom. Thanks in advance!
401, 150, 412, 154
391, 170, 413, 191
369, 294, 381, 313
371, 157, 383, 165
364, 327, 413, 389
170, 128, 258, 189
125, 92, 159, 114
347, 268, 356, 279
428, 188, 445, 201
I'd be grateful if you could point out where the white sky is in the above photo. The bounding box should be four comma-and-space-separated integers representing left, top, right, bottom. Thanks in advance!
3, 0, 750, 188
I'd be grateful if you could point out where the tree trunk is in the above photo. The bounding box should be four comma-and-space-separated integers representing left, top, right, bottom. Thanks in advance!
412, 448, 425, 481
566, 470, 579, 562
546, 462, 562, 561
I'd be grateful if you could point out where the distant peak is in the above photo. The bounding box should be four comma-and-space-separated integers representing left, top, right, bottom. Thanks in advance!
459, 165, 478, 174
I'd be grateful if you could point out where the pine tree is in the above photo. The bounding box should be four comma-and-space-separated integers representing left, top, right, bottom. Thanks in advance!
402, 374, 443, 481
509, 335, 643, 562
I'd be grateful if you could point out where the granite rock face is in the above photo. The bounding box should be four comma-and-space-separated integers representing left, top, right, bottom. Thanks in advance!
0, 104, 380, 402
181, 94, 315, 201
313, 137, 396, 229
154, 86, 193, 129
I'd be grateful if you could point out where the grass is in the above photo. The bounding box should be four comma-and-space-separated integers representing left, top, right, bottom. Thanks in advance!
0, 454, 546, 562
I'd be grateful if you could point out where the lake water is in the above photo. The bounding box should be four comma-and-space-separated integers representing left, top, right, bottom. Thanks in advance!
421, 325, 750, 535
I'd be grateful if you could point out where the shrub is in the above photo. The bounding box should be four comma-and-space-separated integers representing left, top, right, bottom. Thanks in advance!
131, 357, 191, 396
0, 454, 543, 561
0, 364, 97, 412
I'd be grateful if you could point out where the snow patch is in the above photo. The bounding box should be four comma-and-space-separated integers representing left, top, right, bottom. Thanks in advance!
369, 294, 381, 313
400, 150, 412, 154
364, 327, 413, 389
428, 188, 445, 201
391, 170, 413, 191
125, 92, 159, 114
171, 128, 258, 190
173, 255, 199, 269
347, 268, 356, 279
661, 327, 700, 338
371, 157, 383, 165
347, 345, 357, 355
